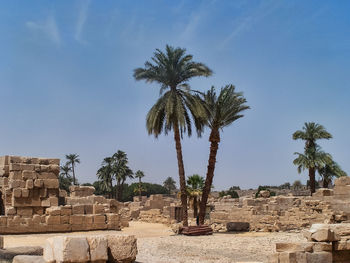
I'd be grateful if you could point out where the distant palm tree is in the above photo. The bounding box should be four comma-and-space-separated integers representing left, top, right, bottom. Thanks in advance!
293, 122, 332, 149
60, 163, 72, 178
293, 145, 332, 194
59, 164, 73, 192
163, 177, 177, 194
186, 174, 204, 218
112, 150, 133, 201
97, 157, 114, 198
65, 154, 80, 185
293, 123, 332, 193
135, 170, 145, 201
318, 159, 347, 188
134, 45, 212, 226
198, 85, 249, 224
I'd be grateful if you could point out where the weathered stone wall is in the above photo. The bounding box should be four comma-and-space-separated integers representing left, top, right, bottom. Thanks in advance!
0, 156, 122, 234
209, 177, 350, 232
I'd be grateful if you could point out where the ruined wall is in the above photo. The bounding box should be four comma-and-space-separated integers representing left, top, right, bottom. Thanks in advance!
0, 156, 122, 234
209, 177, 350, 232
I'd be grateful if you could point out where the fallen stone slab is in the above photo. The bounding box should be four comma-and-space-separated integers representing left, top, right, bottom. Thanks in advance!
0, 247, 43, 260
107, 234, 137, 263
12, 255, 45, 263
226, 222, 250, 232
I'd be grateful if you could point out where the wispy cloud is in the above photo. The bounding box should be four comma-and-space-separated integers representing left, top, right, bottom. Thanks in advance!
179, 0, 216, 42
219, 0, 281, 49
26, 15, 61, 45
75, 0, 91, 44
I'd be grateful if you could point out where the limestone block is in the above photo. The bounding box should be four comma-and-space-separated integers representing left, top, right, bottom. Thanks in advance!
44, 236, 90, 263
84, 204, 93, 214
87, 195, 106, 204
278, 251, 307, 263
70, 215, 84, 225
10, 180, 22, 189
93, 204, 105, 214
72, 204, 85, 215
305, 252, 332, 263
12, 255, 45, 263
17, 207, 33, 217
13, 188, 22, 198
0, 155, 9, 165
26, 179, 34, 189
9, 171, 22, 180
46, 207, 61, 216
0, 177, 8, 187
87, 236, 108, 262
37, 172, 57, 179
0, 216, 8, 227
22, 189, 29, 198
6, 206, 16, 215
60, 206, 72, 216
41, 199, 50, 207
33, 207, 44, 215
0, 236, 3, 249
107, 235, 137, 263
276, 242, 313, 252
43, 179, 59, 189
49, 197, 58, 206
93, 215, 106, 224
32, 215, 41, 224
22, 170, 37, 180
49, 165, 60, 175
9, 163, 21, 171
334, 176, 350, 186
20, 164, 35, 171
46, 215, 61, 225
59, 189, 67, 198
61, 215, 70, 224
34, 179, 43, 188
48, 159, 60, 165
313, 242, 332, 252
311, 228, 338, 242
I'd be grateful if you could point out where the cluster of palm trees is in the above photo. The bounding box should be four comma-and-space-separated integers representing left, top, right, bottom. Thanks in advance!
96, 150, 146, 201
59, 154, 80, 191
134, 45, 249, 226
293, 122, 347, 194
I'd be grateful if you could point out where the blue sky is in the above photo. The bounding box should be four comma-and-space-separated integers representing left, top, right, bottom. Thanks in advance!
1, 0, 349, 190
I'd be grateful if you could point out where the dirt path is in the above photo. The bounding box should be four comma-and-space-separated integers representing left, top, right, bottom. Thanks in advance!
2, 221, 304, 262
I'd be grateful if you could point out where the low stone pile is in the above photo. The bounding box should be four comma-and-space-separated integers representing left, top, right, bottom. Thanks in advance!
11, 234, 137, 263
269, 223, 350, 262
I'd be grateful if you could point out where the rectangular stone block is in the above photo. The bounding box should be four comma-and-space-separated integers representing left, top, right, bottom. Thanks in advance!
37, 172, 57, 179
9, 171, 22, 180
13, 188, 22, 198
22, 170, 37, 180
21, 189, 29, 198
61, 215, 70, 224
84, 204, 93, 214
49, 197, 58, 206
26, 179, 34, 189
43, 179, 59, 189
46, 207, 61, 216
93, 215, 106, 224
9, 163, 21, 171
34, 179, 43, 188
72, 205, 85, 215
46, 215, 61, 225
70, 215, 84, 225
93, 204, 105, 214
17, 207, 33, 217
60, 206, 72, 216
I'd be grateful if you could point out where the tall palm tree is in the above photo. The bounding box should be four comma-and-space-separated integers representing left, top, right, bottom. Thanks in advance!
293, 122, 332, 149
97, 157, 114, 198
60, 163, 72, 178
113, 150, 133, 201
198, 85, 249, 224
293, 145, 332, 194
135, 170, 145, 201
65, 154, 80, 185
134, 45, 212, 226
186, 174, 204, 218
318, 159, 347, 188
293, 122, 332, 192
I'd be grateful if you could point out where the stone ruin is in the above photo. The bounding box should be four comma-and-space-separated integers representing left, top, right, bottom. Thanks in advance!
0, 155, 123, 234
269, 223, 350, 262
208, 177, 350, 232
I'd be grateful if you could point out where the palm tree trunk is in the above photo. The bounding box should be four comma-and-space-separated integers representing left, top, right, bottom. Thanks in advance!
193, 197, 198, 218
71, 163, 76, 185
309, 167, 316, 194
322, 177, 329, 188
199, 128, 220, 225
173, 124, 188, 227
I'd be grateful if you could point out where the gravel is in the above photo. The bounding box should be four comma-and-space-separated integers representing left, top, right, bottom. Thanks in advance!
136, 232, 305, 263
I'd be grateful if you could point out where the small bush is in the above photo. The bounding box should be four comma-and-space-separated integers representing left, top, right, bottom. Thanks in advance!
255, 186, 276, 198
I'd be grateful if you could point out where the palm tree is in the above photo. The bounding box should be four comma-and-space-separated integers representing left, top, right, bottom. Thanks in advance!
65, 154, 80, 185
97, 157, 114, 198
59, 164, 73, 192
318, 159, 347, 188
163, 177, 177, 194
198, 85, 249, 224
112, 150, 133, 201
293, 145, 332, 194
293, 122, 332, 192
186, 174, 204, 218
293, 122, 332, 149
135, 170, 145, 201
134, 45, 212, 226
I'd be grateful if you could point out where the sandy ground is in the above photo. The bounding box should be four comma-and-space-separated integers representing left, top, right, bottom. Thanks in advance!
2, 221, 304, 263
